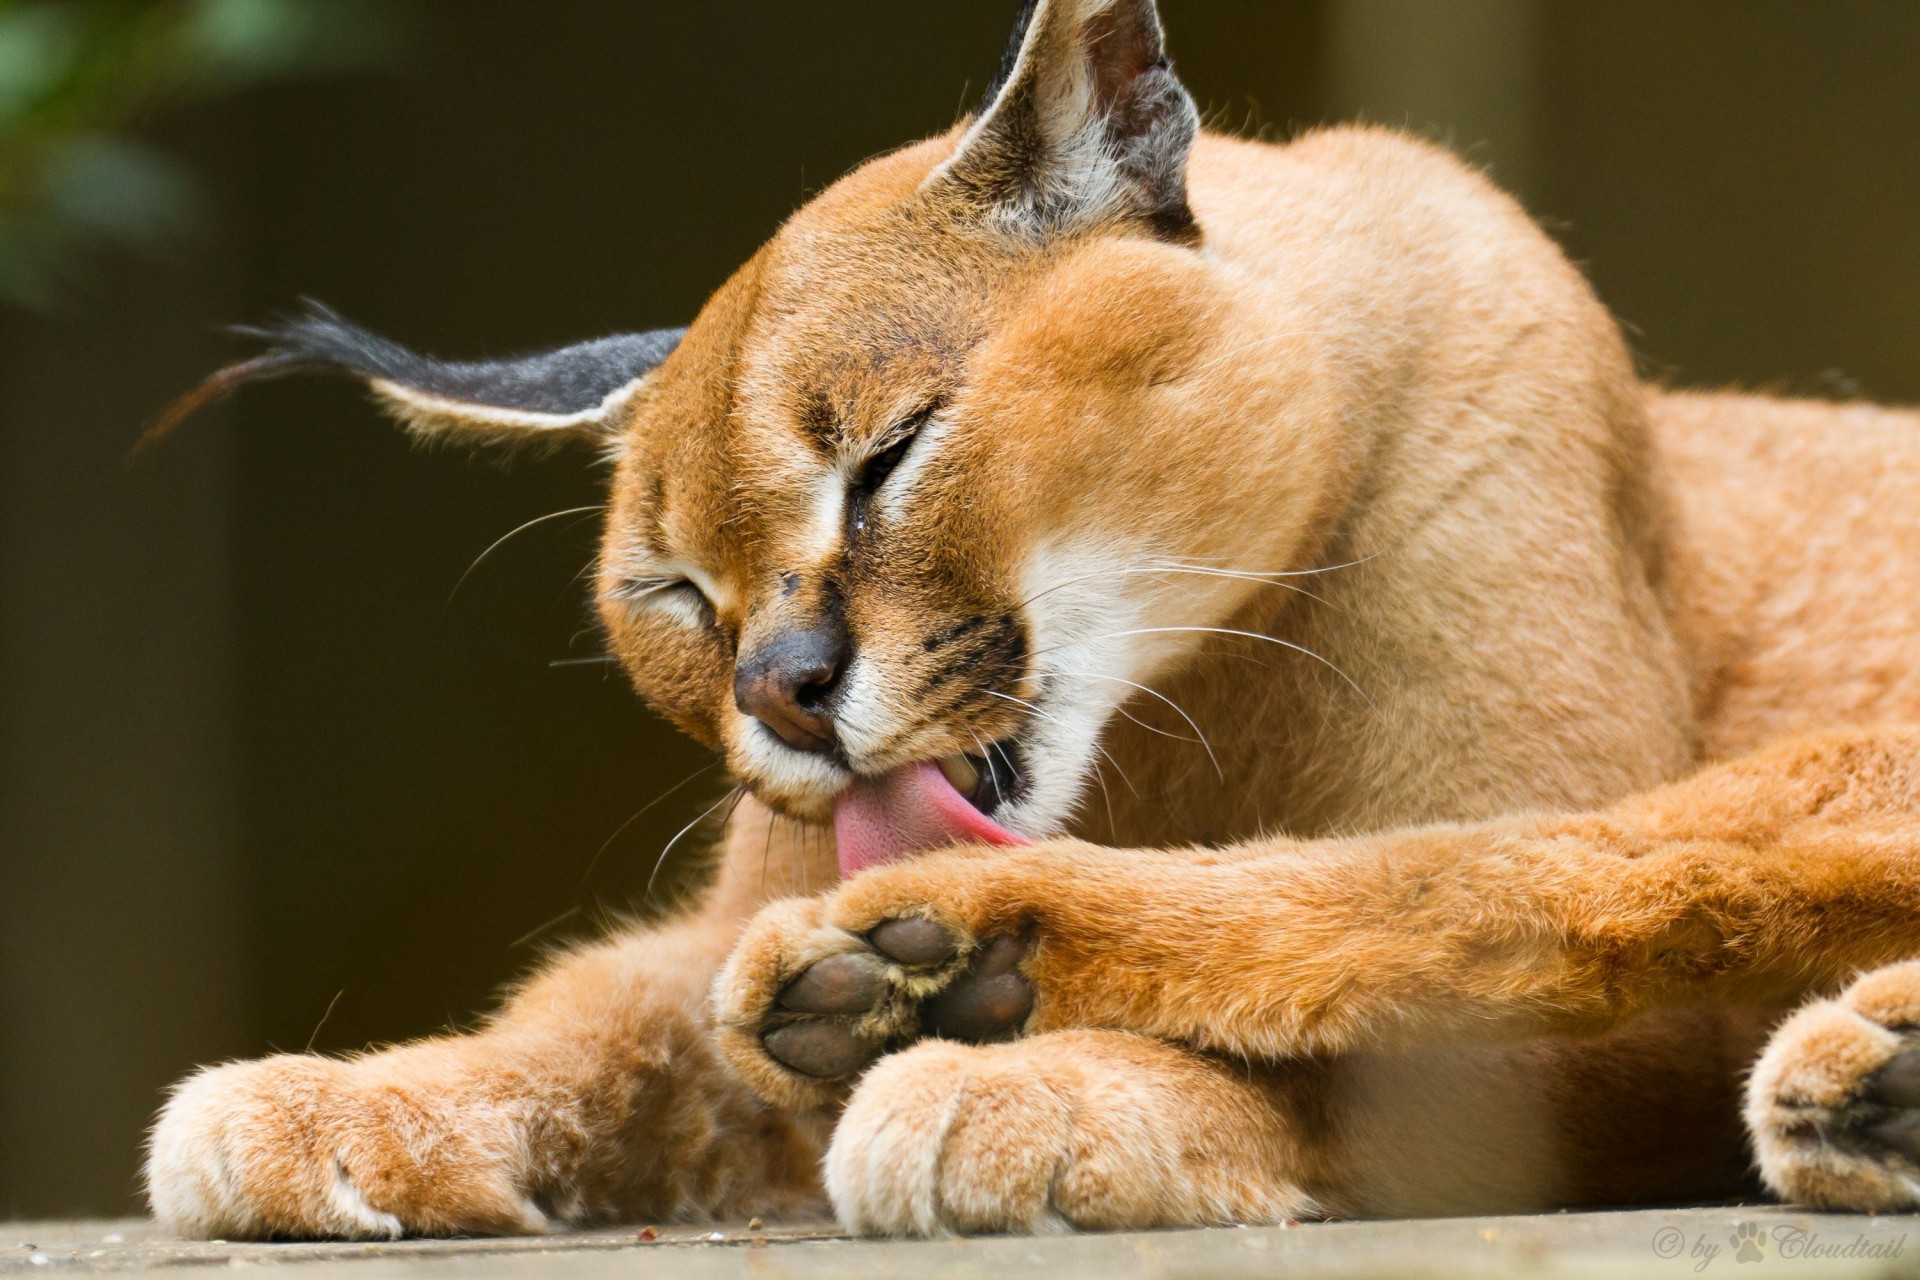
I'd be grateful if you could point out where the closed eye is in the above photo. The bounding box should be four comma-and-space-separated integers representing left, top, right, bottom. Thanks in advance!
612, 576, 714, 625
848, 403, 937, 534
861, 428, 920, 493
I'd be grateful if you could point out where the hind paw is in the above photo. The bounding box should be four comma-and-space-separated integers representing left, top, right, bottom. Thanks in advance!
1747, 961, 1920, 1210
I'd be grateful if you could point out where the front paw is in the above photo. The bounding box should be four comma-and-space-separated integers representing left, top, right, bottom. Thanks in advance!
712, 879, 1039, 1110
146, 1053, 549, 1239
1748, 961, 1920, 1211
826, 1031, 1314, 1235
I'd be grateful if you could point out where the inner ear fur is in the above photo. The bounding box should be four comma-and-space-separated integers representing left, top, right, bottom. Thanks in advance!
933, 0, 1200, 243
146, 301, 685, 450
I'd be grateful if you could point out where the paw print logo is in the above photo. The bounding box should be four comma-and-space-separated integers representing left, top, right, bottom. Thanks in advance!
1730, 1221, 1768, 1263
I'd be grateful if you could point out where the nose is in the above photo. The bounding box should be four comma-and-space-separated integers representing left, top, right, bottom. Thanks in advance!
733, 624, 851, 753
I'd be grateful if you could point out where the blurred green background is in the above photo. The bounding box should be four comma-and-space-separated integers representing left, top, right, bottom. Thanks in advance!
1, 0, 1916, 1219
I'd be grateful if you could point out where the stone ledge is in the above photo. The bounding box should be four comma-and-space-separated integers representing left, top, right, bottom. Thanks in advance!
4, 1206, 1914, 1278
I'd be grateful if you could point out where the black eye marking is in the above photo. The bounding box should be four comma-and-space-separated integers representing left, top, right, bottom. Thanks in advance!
914, 613, 1028, 715
847, 402, 939, 536
923, 615, 990, 652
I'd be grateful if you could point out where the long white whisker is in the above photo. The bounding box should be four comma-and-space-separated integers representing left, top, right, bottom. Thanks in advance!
982, 689, 1142, 801
1148, 551, 1384, 580
1133, 561, 1331, 608
579, 759, 723, 892
760, 808, 778, 898
1016, 565, 1135, 611
1103, 626, 1377, 711
1078, 740, 1119, 838
1167, 552, 1382, 583
644, 786, 742, 909
1016, 550, 1379, 613
1059, 668, 1224, 783
449, 504, 606, 603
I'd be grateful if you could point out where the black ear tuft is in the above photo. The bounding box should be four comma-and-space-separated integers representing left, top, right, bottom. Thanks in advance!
144, 301, 685, 450
980, 0, 1042, 110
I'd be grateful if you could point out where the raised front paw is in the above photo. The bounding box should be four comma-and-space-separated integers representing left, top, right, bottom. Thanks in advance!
1747, 960, 1920, 1211
147, 1052, 549, 1239
712, 886, 1037, 1110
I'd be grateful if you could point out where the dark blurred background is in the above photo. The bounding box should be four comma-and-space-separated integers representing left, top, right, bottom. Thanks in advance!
1, 0, 1915, 1219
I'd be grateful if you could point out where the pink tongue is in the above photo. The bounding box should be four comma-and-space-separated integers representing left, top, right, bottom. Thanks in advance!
833, 760, 1028, 878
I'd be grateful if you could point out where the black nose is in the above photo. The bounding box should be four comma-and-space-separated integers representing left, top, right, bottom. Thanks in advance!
733, 624, 850, 753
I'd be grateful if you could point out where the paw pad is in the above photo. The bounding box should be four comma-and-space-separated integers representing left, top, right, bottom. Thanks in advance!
760, 921, 1034, 1082
1748, 963, 1920, 1212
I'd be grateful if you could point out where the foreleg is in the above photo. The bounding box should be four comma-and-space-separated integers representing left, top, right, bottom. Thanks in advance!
147, 798, 834, 1238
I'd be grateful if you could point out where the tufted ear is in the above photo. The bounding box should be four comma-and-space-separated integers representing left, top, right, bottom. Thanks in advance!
147, 301, 685, 449
932, 0, 1200, 242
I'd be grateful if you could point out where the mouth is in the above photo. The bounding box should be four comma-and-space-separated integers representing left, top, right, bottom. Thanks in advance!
832, 743, 1031, 877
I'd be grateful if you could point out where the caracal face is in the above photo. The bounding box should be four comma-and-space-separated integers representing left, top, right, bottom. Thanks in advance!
595, 143, 1323, 846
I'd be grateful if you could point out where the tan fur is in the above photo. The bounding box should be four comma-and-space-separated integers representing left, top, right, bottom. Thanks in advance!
147, 0, 1920, 1240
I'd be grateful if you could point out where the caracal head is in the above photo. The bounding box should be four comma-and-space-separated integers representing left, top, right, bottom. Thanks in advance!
162, 0, 1339, 851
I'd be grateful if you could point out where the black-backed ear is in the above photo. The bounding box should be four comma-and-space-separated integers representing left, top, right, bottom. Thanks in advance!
932, 0, 1200, 242
146, 301, 685, 450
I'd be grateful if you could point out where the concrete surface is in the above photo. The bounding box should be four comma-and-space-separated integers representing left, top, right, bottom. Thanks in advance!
2, 1207, 1918, 1278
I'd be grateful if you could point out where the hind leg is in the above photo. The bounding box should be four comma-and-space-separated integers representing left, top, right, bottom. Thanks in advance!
1748, 961, 1920, 1210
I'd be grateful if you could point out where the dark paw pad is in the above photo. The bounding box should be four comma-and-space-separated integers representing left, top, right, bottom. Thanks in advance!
778, 952, 887, 1015
1866, 1047, 1920, 1110
763, 1019, 879, 1079
1863, 1047, 1920, 1159
923, 935, 1033, 1042
869, 918, 961, 967
760, 925, 1034, 1081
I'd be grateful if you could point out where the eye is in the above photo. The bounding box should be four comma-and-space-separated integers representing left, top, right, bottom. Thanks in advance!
612, 576, 714, 625
860, 430, 918, 493
848, 403, 937, 534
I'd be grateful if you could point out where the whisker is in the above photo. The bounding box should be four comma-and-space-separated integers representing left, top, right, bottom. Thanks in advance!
1015, 550, 1378, 614
1087, 756, 1118, 839
577, 759, 723, 892
448, 504, 606, 605
1154, 550, 1384, 579
566, 551, 604, 593
1105, 626, 1376, 710
760, 804, 778, 897
1016, 566, 1136, 612
509, 904, 584, 950
799, 816, 816, 897
1135, 561, 1332, 608
965, 725, 995, 772
549, 551, 607, 613
982, 689, 1142, 801
303, 989, 345, 1055
1060, 668, 1225, 782
643, 786, 743, 910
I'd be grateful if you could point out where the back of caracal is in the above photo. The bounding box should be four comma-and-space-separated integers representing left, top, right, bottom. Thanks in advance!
145, 0, 1920, 1237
